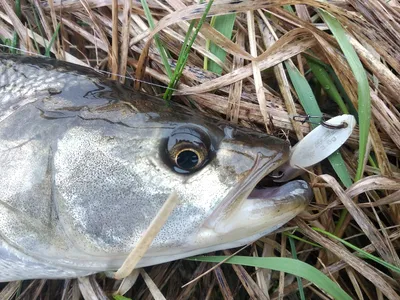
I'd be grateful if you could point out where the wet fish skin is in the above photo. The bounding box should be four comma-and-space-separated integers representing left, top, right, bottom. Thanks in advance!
0, 55, 311, 281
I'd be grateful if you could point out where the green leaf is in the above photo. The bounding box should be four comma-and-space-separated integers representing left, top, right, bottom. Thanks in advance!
163, 0, 214, 101
319, 10, 371, 182
307, 59, 349, 114
305, 54, 359, 120
11, 0, 22, 54
113, 296, 132, 300
206, 14, 236, 74
188, 256, 352, 300
289, 237, 306, 300
45, 23, 61, 57
283, 232, 322, 248
31, 3, 48, 51
140, 0, 172, 78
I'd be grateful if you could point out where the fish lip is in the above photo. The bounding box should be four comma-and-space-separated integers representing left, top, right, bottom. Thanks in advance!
248, 180, 313, 205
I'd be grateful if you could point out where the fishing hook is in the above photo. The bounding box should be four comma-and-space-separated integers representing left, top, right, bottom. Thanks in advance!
292, 114, 348, 129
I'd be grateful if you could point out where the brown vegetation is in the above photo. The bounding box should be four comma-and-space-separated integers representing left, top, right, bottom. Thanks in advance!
0, 0, 399, 299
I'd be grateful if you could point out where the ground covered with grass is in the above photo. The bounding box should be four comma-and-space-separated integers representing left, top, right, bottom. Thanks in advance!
0, 0, 400, 299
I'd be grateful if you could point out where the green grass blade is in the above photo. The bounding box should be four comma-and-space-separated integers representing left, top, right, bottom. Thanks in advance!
328, 68, 359, 121
140, 0, 172, 78
285, 61, 353, 187
289, 237, 306, 300
285, 62, 321, 116
313, 227, 400, 274
327, 150, 352, 188
283, 5, 295, 13
113, 296, 132, 300
307, 59, 349, 114
188, 256, 352, 299
163, 0, 214, 101
31, 3, 48, 51
203, 16, 215, 71
0, 37, 13, 53
11, 0, 21, 54
27, 21, 40, 54
305, 54, 359, 120
45, 23, 61, 57
319, 10, 371, 182
206, 14, 236, 74
283, 232, 322, 248
173, 21, 196, 77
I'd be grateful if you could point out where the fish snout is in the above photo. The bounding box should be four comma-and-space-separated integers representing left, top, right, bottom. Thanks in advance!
215, 125, 290, 179
212, 180, 311, 237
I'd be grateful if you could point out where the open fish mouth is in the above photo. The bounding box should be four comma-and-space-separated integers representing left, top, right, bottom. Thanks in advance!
225, 179, 310, 237
206, 153, 311, 223
191, 154, 312, 254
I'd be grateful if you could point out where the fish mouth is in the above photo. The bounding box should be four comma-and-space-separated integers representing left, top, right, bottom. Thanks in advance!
204, 153, 312, 236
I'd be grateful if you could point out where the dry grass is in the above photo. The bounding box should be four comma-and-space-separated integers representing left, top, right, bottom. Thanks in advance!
0, 0, 400, 299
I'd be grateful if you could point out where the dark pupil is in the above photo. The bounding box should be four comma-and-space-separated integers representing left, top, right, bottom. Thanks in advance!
177, 150, 199, 170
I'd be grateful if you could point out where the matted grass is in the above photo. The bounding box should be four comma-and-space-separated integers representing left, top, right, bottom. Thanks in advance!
0, 0, 400, 299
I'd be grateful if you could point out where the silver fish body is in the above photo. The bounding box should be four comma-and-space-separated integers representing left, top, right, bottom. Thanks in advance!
0, 55, 312, 282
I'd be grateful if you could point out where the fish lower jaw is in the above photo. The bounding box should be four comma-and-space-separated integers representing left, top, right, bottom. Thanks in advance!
134, 222, 287, 269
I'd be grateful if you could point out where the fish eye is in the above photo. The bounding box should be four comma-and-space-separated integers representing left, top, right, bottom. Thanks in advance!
166, 126, 211, 173
176, 149, 201, 169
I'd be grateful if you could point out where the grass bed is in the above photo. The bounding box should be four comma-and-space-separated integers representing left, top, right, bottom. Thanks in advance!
0, 0, 399, 299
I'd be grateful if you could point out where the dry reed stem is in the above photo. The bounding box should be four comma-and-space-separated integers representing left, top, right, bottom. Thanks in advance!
254, 242, 274, 297
47, 0, 164, 10
0, 281, 20, 300
110, 0, 119, 79
45, 0, 61, 58
177, 31, 316, 94
77, 276, 108, 300
247, 10, 271, 134
118, 0, 131, 83
213, 267, 234, 300
114, 191, 179, 279
349, 35, 400, 104
140, 269, 166, 300
14, 280, 39, 300
0, 0, 28, 49
223, 249, 269, 300
34, 0, 55, 53
181, 244, 249, 288
114, 270, 140, 296
176, 262, 209, 299
226, 26, 244, 123
277, 234, 287, 300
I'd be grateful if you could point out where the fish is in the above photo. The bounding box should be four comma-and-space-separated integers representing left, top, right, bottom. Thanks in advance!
0, 54, 312, 282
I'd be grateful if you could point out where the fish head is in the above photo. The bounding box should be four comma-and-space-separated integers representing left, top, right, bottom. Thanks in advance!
142, 116, 312, 255
52, 100, 311, 264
